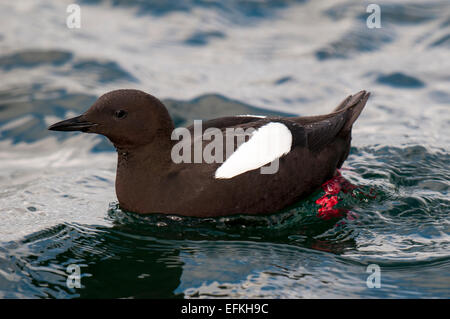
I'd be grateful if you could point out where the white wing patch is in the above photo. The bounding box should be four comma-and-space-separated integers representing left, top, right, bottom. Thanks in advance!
214, 122, 292, 179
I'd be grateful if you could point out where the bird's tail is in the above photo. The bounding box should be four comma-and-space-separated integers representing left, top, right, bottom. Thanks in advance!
333, 90, 370, 134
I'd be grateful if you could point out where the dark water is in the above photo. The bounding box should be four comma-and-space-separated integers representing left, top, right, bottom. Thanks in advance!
0, 0, 449, 298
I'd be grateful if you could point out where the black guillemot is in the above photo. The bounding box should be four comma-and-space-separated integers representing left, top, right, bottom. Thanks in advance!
48, 89, 370, 217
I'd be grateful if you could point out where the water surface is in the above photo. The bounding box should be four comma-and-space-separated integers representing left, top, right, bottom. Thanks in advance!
0, 0, 449, 298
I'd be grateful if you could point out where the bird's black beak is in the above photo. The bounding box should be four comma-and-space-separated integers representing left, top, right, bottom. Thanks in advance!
48, 115, 96, 132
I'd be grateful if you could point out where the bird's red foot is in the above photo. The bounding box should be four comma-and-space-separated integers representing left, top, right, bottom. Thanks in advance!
315, 169, 359, 221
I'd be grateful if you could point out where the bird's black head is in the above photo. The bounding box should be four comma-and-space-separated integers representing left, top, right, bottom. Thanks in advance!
48, 89, 174, 149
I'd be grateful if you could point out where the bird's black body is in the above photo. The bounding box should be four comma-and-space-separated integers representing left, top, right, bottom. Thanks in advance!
49, 90, 370, 217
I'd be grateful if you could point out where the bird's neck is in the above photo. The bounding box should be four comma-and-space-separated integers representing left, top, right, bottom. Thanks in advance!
114, 137, 174, 212
115, 137, 173, 172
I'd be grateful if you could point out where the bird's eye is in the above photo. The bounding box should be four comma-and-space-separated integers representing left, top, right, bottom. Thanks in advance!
115, 110, 127, 119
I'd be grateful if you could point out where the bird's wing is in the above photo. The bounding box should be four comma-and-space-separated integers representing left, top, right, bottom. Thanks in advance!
181, 91, 369, 177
